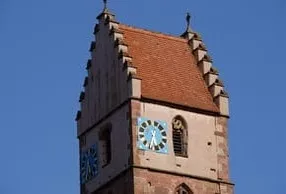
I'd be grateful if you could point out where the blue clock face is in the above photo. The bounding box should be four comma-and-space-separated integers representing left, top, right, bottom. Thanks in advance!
80, 144, 98, 184
137, 117, 168, 154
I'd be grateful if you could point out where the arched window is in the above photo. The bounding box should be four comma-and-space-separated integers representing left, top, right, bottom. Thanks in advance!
172, 116, 188, 157
175, 183, 193, 194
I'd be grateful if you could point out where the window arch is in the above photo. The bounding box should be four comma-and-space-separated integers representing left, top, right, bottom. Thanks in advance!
175, 183, 193, 194
172, 115, 188, 157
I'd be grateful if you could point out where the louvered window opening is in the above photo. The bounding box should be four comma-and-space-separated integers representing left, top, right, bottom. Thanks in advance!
173, 129, 183, 155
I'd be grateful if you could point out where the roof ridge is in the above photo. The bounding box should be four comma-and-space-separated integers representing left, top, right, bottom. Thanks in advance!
119, 24, 187, 43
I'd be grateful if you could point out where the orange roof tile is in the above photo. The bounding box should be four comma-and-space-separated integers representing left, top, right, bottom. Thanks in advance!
119, 24, 219, 113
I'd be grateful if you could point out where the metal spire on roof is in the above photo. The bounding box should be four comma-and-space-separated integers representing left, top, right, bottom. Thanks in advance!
186, 12, 192, 32
102, 0, 109, 13
97, 0, 114, 19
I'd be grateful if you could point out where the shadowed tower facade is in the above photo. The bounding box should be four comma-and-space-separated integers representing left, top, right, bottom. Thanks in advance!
76, 2, 234, 194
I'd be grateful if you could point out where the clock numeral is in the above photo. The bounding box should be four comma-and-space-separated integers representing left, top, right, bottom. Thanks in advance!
143, 140, 148, 146
159, 143, 165, 149
147, 120, 152, 125
139, 127, 145, 133
154, 145, 160, 151
158, 125, 164, 131
142, 122, 147, 128
154, 121, 159, 127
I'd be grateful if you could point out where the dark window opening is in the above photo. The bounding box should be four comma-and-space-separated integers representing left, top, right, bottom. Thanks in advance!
173, 129, 183, 154
172, 116, 188, 157
175, 183, 193, 194
99, 124, 112, 167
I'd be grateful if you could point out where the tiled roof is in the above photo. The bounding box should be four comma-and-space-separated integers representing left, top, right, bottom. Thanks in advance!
119, 24, 219, 113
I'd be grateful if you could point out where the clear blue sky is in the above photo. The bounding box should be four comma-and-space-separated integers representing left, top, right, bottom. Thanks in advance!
0, 0, 285, 193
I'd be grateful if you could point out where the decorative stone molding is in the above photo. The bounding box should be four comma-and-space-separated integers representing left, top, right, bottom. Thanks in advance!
86, 59, 92, 70
83, 77, 88, 87
195, 42, 207, 52
181, 31, 194, 40
123, 61, 137, 76
114, 38, 128, 53
93, 24, 99, 35
109, 26, 124, 40
114, 38, 127, 47
209, 66, 218, 74
193, 47, 207, 61
104, 15, 119, 25
200, 54, 213, 63
77, 9, 119, 130
122, 60, 133, 70
193, 33, 202, 41
127, 76, 142, 98
118, 50, 132, 61
188, 38, 201, 50
102, 12, 141, 100
214, 92, 229, 116
104, 16, 119, 31
209, 78, 224, 97
96, 10, 115, 20
75, 111, 82, 121
204, 71, 219, 87
109, 27, 123, 35
184, 31, 229, 116
89, 41, 96, 52
197, 60, 212, 75
79, 91, 85, 102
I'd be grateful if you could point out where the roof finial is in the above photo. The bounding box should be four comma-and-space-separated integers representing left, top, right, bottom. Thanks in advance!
103, 0, 108, 11
97, 0, 114, 19
186, 12, 192, 32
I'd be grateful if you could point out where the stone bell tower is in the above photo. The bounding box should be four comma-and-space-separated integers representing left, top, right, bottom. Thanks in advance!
76, 1, 234, 193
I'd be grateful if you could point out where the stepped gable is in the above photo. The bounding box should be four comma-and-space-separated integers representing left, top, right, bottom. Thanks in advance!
118, 24, 219, 113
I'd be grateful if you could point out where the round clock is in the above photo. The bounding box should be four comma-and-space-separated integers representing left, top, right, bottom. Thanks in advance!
137, 118, 168, 153
80, 144, 98, 184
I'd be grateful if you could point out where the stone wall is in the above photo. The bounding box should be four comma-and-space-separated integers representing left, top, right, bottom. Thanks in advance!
133, 101, 219, 180
92, 169, 134, 194
133, 168, 224, 194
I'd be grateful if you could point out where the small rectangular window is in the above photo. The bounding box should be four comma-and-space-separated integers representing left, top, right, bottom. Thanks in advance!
99, 125, 112, 167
